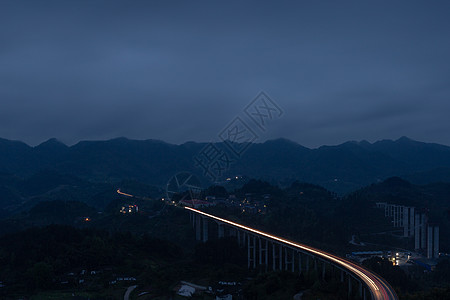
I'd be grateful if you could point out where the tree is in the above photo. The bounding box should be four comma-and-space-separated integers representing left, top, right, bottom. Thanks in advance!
25, 261, 54, 290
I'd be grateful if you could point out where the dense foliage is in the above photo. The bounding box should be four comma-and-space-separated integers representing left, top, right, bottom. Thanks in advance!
0, 225, 181, 293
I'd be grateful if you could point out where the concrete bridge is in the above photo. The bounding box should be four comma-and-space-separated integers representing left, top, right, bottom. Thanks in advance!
187, 207, 398, 300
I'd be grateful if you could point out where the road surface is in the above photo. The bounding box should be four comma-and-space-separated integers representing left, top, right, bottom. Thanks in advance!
186, 207, 398, 300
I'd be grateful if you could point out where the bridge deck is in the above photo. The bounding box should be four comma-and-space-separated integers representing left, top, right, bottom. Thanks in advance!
186, 207, 398, 300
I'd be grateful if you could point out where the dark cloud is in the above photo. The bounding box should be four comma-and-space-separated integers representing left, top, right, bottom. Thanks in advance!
0, 0, 449, 147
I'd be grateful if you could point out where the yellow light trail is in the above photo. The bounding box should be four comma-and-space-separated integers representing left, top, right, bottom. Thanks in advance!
117, 189, 133, 197
186, 207, 398, 300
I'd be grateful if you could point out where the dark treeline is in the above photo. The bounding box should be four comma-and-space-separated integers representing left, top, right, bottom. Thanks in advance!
0, 225, 181, 292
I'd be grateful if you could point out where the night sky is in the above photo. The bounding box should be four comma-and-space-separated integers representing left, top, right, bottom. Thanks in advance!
1, 1, 449, 147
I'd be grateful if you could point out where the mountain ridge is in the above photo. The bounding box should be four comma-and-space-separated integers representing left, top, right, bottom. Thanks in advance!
11, 135, 450, 149
1, 136, 450, 194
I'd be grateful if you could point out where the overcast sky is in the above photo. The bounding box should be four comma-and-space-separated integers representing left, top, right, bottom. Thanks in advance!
1, 1, 449, 147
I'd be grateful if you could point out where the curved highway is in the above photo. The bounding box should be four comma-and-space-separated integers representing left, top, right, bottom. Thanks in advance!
186, 207, 398, 300
117, 189, 134, 197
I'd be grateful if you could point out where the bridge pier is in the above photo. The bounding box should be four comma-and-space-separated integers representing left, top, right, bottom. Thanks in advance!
284, 247, 288, 271
259, 238, 262, 265
202, 217, 208, 242
272, 243, 282, 271
348, 275, 352, 298
265, 240, 268, 268
248, 235, 257, 269
253, 236, 256, 268
305, 255, 309, 272
218, 223, 224, 239
248, 235, 251, 268
230, 228, 236, 237
258, 238, 268, 269
284, 248, 294, 272
195, 215, 201, 241
322, 261, 326, 280
272, 243, 277, 271
279, 244, 283, 270
291, 249, 295, 272
298, 252, 301, 274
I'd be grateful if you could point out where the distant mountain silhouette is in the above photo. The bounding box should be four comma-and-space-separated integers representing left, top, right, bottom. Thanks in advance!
1, 136, 450, 194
